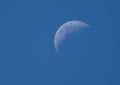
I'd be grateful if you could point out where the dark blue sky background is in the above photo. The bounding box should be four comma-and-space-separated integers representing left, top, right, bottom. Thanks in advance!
0, 0, 119, 85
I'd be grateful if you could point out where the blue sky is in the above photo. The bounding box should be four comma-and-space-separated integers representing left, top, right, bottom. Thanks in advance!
0, 0, 118, 85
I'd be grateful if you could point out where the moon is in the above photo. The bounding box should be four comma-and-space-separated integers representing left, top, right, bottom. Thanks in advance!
54, 20, 90, 51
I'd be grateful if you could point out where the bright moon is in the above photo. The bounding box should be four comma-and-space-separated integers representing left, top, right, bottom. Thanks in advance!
54, 20, 90, 51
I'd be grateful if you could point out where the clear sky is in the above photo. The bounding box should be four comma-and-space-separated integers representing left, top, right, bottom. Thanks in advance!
0, 0, 118, 85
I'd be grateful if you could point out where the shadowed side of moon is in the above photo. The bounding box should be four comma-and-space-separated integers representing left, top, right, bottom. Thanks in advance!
54, 20, 90, 53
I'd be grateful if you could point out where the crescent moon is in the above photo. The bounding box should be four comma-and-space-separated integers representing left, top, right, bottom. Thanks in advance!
54, 20, 90, 51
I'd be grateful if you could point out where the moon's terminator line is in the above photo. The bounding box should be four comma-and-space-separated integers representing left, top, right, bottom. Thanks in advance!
54, 20, 90, 51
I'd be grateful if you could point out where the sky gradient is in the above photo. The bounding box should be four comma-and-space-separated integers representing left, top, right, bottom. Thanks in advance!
0, 0, 118, 85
